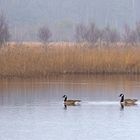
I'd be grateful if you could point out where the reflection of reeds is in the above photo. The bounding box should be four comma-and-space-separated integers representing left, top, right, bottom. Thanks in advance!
0, 43, 140, 77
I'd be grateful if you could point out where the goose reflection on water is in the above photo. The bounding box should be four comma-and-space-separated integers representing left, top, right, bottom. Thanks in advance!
64, 104, 67, 110
120, 103, 124, 111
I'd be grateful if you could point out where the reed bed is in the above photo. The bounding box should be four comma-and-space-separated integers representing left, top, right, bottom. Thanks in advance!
0, 43, 140, 78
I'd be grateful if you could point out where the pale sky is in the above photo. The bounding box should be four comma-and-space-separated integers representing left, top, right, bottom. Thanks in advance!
0, 0, 139, 41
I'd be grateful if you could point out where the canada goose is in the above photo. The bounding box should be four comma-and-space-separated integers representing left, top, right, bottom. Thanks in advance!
119, 94, 138, 106
62, 95, 81, 106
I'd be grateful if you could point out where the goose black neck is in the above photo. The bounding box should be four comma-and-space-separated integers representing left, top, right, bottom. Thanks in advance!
120, 95, 124, 102
64, 97, 67, 101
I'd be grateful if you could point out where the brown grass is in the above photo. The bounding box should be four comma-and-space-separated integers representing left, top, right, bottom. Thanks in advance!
0, 42, 140, 78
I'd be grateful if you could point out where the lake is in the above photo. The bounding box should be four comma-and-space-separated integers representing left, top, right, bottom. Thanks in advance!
0, 75, 140, 140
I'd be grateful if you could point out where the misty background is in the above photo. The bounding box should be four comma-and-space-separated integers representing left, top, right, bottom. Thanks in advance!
0, 0, 140, 41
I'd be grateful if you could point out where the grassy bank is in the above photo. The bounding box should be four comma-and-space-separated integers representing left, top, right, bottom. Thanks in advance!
0, 43, 140, 78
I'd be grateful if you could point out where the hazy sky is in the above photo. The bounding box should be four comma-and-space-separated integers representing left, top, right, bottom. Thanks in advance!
0, 0, 140, 41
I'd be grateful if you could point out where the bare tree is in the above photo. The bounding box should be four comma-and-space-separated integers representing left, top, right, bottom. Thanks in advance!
0, 13, 10, 46
86, 23, 100, 44
102, 25, 120, 45
38, 26, 52, 44
123, 24, 137, 45
135, 22, 140, 43
75, 23, 88, 42
75, 23, 100, 45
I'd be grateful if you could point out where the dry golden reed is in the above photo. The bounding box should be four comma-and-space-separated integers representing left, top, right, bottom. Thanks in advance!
0, 43, 140, 78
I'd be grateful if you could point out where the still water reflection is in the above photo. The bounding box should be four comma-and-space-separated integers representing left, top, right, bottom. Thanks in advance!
0, 75, 140, 140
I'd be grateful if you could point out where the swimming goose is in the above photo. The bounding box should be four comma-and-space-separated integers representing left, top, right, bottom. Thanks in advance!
119, 94, 138, 105
62, 95, 81, 105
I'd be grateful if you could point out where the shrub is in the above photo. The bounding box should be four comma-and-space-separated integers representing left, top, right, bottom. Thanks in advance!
38, 26, 52, 45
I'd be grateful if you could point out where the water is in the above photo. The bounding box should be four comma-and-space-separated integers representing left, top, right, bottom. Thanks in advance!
0, 75, 140, 140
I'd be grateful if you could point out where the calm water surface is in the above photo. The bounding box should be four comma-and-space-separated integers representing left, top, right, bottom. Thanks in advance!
0, 75, 140, 140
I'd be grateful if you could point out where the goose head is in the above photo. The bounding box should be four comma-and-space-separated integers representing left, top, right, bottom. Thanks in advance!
119, 94, 124, 97
62, 95, 67, 101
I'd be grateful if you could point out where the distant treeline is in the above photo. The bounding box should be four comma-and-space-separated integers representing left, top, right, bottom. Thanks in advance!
1, 12, 140, 46
75, 23, 140, 46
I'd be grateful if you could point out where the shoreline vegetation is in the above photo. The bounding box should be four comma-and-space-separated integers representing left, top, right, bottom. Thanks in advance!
0, 42, 140, 78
